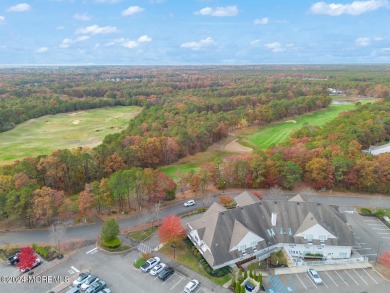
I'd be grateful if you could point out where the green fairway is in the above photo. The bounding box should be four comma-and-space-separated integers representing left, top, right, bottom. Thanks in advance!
243, 104, 358, 149
0, 106, 142, 165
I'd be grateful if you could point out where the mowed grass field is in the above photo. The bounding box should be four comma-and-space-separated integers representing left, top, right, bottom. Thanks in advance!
0, 106, 142, 165
242, 104, 358, 149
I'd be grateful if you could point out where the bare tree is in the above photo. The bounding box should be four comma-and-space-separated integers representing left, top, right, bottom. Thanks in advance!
150, 201, 161, 225
300, 186, 316, 202
49, 222, 66, 257
269, 185, 282, 198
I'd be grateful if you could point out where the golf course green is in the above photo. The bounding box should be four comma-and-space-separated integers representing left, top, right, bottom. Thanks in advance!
0, 106, 142, 165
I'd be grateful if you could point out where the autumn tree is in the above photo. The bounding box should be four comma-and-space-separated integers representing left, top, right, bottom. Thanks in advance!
378, 251, 390, 268
158, 215, 187, 246
78, 188, 94, 218
17, 246, 37, 272
219, 195, 234, 207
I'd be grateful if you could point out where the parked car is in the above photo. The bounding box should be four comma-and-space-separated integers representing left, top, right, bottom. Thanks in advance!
140, 257, 160, 272
73, 273, 91, 287
20, 258, 41, 272
244, 280, 256, 292
158, 266, 174, 281
307, 268, 323, 285
150, 263, 166, 276
7, 253, 20, 266
86, 280, 106, 293
66, 287, 80, 293
97, 289, 111, 293
80, 275, 99, 290
184, 279, 199, 293
184, 200, 195, 207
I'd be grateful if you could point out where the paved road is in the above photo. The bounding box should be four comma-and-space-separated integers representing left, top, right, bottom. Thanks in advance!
1, 192, 389, 246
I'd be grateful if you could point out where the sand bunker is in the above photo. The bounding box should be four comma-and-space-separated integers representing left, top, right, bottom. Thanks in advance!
72, 120, 81, 125
285, 120, 297, 123
224, 139, 253, 153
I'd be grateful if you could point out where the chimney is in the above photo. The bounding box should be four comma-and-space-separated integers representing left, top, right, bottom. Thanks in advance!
271, 212, 277, 226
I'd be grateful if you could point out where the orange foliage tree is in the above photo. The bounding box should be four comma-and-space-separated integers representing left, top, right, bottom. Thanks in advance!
158, 215, 187, 245
219, 195, 233, 207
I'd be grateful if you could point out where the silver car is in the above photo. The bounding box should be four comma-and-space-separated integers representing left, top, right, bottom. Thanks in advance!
307, 268, 323, 285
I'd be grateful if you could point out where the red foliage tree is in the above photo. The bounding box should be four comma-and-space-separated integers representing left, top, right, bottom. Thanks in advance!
219, 195, 233, 207
378, 251, 390, 268
17, 246, 37, 272
158, 215, 187, 245
252, 191, 263, 200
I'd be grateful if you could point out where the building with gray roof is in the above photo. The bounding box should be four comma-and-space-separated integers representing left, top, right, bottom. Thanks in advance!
186, 191, 355, 269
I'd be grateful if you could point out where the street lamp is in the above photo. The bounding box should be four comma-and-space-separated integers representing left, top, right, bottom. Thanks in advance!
171, 244, 177, 259
375, 241, 383, 266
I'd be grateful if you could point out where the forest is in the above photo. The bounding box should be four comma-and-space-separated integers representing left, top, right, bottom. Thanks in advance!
0, 65, 389, 226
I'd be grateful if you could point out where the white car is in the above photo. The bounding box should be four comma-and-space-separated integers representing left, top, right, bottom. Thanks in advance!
150, 263, 166, 276
73, 272, 91, 287
80, 275, 99, 290
307, 268, 323, 285
140, 257, 160, 272
184, 200, 195, 207
184, 279, 199, 293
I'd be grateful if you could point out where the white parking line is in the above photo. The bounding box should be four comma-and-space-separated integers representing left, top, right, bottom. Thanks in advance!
353, 269, 368, 285
86, 247, 98, 254
355, 248, 371, 250
344, 270, 359, 285
373, 228, 390, 230
372, 267, 390, 282
361, 254, 377, 256
358, 243, 366, 245
325, 271, 338, 287
334, 270, 349, 286
305, 273, 317, 288
295, 274, 307, 290
364, 219, 379, 222
363, 268, 378, 284
71, 266, 80, 273
170, 276, 183, 290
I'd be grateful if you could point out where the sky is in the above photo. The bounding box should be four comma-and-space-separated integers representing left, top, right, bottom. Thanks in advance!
0, 0, 389, 65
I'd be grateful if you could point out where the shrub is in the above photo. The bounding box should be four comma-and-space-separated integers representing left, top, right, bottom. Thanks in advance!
231, 278, 236, 288
270, 254, 279, 265
102, 237, 121, 248
375, 209, 386, 218
134, 257, 146, 268
360, 208, 372, 216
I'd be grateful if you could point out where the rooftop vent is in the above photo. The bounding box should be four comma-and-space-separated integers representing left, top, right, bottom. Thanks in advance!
271, 212, 277, 226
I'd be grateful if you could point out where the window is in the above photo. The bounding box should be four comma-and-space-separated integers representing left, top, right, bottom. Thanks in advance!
267, 229, 275, 237
287, 228, 292, 236
305, 234, 313, 242
239, 244, 246, 251
319, 235, 326, 241
279, 227, 284, 234
250, 241, 257, 248
339, 252, 347, 258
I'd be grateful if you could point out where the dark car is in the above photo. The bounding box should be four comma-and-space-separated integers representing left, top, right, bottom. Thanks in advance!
86, 280, 106, 293
7, 253, 20, 266
245, 280, 256, 292
158, 267, 174, 281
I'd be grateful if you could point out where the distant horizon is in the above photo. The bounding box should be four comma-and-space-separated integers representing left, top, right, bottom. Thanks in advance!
1, 1, 389, 64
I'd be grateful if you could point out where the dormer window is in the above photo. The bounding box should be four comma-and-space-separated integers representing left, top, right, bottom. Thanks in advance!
279, 227, 284, 235
305, 234, 313, 242
239, 244, 246, 252
267, 229, 275, 237
319, 235, 326, 242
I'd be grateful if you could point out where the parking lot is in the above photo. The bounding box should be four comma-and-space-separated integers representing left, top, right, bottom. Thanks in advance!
264, 268, 387, 293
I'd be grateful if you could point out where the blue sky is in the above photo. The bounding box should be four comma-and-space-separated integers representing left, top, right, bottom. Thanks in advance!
0, 0, 389, 65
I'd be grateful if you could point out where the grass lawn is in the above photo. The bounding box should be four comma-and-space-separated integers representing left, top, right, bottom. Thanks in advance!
126, 226, 158, 242
134, 257, 146, 268
0, 106, 142, 165
159, 243, 231, 286
241, 104, 359, 149
159, 150, 229, 180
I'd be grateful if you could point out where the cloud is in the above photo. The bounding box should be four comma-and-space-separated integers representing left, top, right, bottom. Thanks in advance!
74, 14, 91, 21
122, 6, 144, 16
95, 0, 121, 3
7, 3, 31, 12
264, 42, 294, 52
309, 0, 389, 16
75, 25, 118, 35
36, 47, 48, 53
355, 37, 370, 46
0, 16, 5, 24
106, 35, 152, 49
60, 36, 90, 48
195, 6, 238, 16
180, 37, 216, 50
254, 17, 269, 24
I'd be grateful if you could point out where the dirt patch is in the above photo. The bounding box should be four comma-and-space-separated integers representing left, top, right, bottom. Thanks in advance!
72, 120, 81, 125
67, 111, 85, 116
224, 139, 253, 153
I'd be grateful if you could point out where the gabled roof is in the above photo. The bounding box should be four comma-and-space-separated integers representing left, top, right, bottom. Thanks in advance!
235, 191, 260, 207
295, 212, 317, 235
204, 202, 226, 218
229, 220, 251, 251
289, 194, 305, 202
